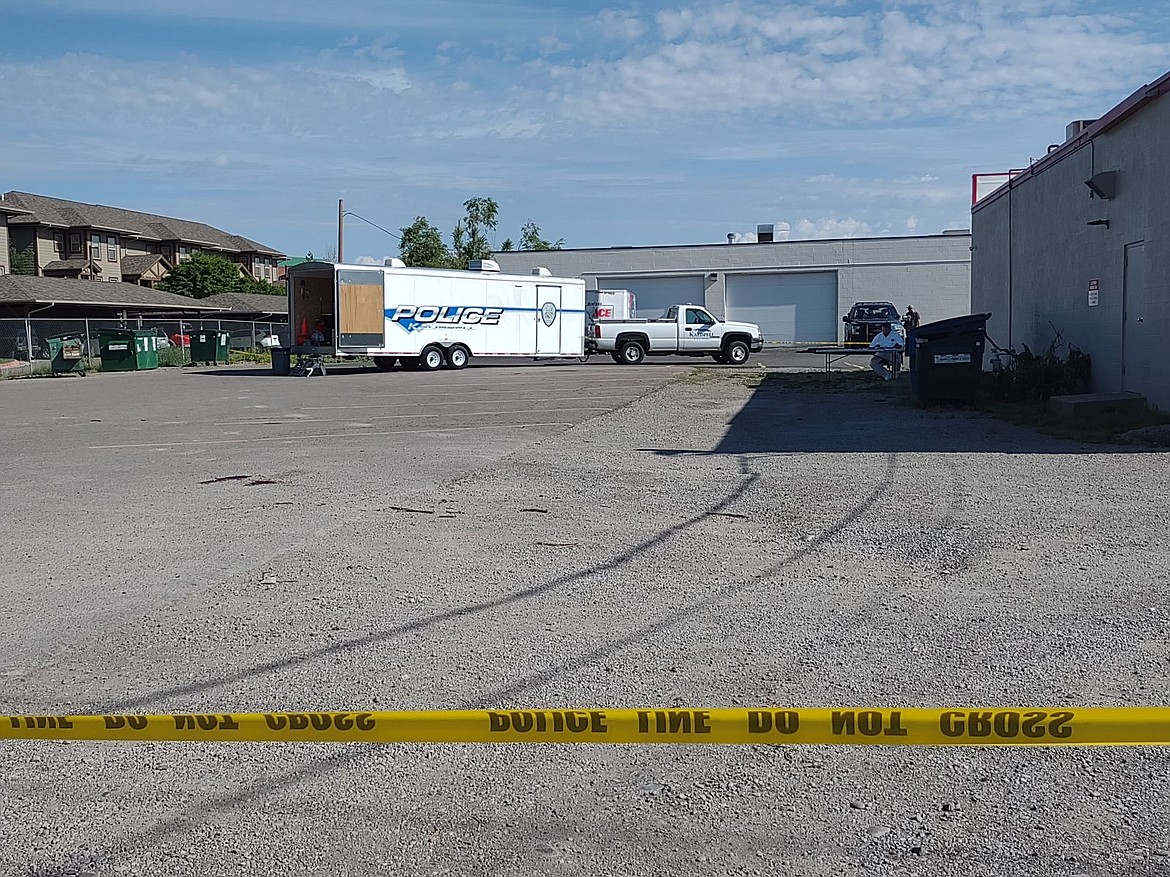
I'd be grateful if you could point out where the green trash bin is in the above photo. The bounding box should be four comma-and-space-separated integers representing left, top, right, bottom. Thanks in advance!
190, 329, 230, 365
98, 329, 159, 371
46, 334, 87, 376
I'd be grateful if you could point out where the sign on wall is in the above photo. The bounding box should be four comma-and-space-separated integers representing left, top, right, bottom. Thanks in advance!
1088, 278, 1099, 307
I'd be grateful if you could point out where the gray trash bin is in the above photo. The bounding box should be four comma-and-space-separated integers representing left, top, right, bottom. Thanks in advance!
271, 347, 291, 376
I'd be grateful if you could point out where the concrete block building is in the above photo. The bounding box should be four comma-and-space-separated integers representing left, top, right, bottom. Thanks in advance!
971, 69, 1170, 410
493, 233, 971, 344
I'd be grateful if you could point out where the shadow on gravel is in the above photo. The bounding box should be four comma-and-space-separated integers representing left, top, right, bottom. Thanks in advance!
649, 373, 1142, 455
51, 451, 898, 870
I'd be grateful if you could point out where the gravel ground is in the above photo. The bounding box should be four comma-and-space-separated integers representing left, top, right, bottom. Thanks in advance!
3, 369, 1170, 876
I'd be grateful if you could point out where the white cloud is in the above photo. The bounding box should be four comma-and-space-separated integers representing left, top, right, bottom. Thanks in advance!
905, 215, 919, 231
791, 217, 880, 239
598, 9, 648, 41
553, 2, 1169, 130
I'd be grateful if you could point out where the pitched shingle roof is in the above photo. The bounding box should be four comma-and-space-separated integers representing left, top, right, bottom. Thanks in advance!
119, 254, 169, 276
0, 275, 225, 311
0, 192, 284, 258
200, 292, 288, 315
43, 259, 101, 272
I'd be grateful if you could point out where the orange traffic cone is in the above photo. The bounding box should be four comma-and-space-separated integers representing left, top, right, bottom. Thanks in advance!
297, 317, 309, 344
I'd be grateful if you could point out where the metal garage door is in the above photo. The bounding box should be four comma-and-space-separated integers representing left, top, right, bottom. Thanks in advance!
726, 272, 838, 343
606, 276, 705, 319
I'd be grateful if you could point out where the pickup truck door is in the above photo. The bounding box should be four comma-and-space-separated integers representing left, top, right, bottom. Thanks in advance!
680, 306, 720, 352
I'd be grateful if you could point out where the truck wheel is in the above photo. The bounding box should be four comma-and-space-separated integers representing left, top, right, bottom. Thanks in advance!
420, 345, 445, 371
400, 356, 421, 370
445, 345, 470, 370
372, 356, 397, 371
724, 340, 750, 365
618, 341, 645, 365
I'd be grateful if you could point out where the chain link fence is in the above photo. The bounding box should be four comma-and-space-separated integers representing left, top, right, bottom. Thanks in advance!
0, 317, 289, 374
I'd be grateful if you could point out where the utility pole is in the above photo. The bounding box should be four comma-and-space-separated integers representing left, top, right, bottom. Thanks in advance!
337, 199, 344, 263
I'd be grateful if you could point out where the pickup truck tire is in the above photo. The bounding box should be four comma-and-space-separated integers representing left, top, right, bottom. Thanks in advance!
399, 356, 421, 370
724, 339, 750, 365
444, 344, 470, 370
618, 341, 646, 365
372, 356, 397, 371
420, 345, 445, 371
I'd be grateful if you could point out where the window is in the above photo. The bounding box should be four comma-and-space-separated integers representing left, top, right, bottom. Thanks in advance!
107, 236, 117, 261
177, 245, 192, 262
69, 233, 81, 254
53, 233, 65, 255
89, 234, 101, 260
686, 308, 714, 325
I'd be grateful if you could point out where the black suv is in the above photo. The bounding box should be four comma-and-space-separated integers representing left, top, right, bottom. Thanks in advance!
842, 301, 900, 344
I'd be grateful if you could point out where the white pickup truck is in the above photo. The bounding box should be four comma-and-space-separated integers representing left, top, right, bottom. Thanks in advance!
592, 304, 765, 365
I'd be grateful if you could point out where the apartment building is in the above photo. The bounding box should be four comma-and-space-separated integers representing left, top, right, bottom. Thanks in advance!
0, 192, 284, 286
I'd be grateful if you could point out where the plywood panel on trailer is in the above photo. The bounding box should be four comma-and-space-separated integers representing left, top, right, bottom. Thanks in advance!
340, 284, 384, 333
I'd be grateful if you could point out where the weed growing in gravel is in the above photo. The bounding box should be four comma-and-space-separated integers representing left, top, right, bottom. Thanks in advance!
981, 399, 1170, 444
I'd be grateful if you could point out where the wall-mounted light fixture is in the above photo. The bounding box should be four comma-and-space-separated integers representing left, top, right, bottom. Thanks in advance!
1087, 219, 1111, 229
706, 272, 719, 281
1084, 171, 1118, 200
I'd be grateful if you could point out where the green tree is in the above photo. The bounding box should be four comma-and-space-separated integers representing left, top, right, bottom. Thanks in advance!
452, 196, 499, 266
237, 277, 286, 296
8, 245, 35, 275
519, 220, 564, 251
157, 251, 244, 299
398, 216, 453, 268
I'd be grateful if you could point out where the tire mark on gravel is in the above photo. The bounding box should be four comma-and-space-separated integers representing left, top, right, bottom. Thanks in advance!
34, 457, 899, 872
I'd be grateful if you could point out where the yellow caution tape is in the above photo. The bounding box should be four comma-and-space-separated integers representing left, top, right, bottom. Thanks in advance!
3, 707, 1170, 746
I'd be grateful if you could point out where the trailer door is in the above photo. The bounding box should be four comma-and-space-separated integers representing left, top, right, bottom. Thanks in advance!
535, 284, 562, 355
337, 268, 386, 350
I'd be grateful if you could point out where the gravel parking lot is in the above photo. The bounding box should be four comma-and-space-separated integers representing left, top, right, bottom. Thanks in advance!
2, 362, 1169, 876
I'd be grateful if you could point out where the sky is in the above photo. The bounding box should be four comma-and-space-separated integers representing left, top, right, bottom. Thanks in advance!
1, 0, 1167, 262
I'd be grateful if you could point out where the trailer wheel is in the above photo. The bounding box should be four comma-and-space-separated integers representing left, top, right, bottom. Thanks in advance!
724, 339, 750, 365
420, 345, 445, 371
711, 353, 727, 364
400, 356, 421, 370
617, 341, 646, 365
444, 345, 470, 370
610, 352, 623, 364
372, 356, 397, 371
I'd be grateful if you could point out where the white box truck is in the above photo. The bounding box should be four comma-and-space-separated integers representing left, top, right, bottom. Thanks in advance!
286, 260, 586, 371
584, 289, 635, 354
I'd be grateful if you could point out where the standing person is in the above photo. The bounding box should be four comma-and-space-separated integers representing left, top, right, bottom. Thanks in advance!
869, 322, 903, 381
902, 305, 920, 366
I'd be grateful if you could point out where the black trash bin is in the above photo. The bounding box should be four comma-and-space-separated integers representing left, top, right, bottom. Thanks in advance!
271, 347, 291, 376
908, 313, 991, 403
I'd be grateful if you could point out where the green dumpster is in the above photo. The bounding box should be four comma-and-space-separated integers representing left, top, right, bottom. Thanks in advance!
46, 334, 87, 376
98, 328, 159, 371
190, 329, 230, 365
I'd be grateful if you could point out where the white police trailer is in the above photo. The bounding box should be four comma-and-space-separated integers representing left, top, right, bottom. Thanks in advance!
286, 259, 586, 371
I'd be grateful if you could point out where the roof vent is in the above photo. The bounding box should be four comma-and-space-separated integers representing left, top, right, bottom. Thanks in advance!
531, 267, 552, 277
468, 259, 500, 273
756, 223, 774, 243
1065, 119, 1096, 141
384, 257, 405, 267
